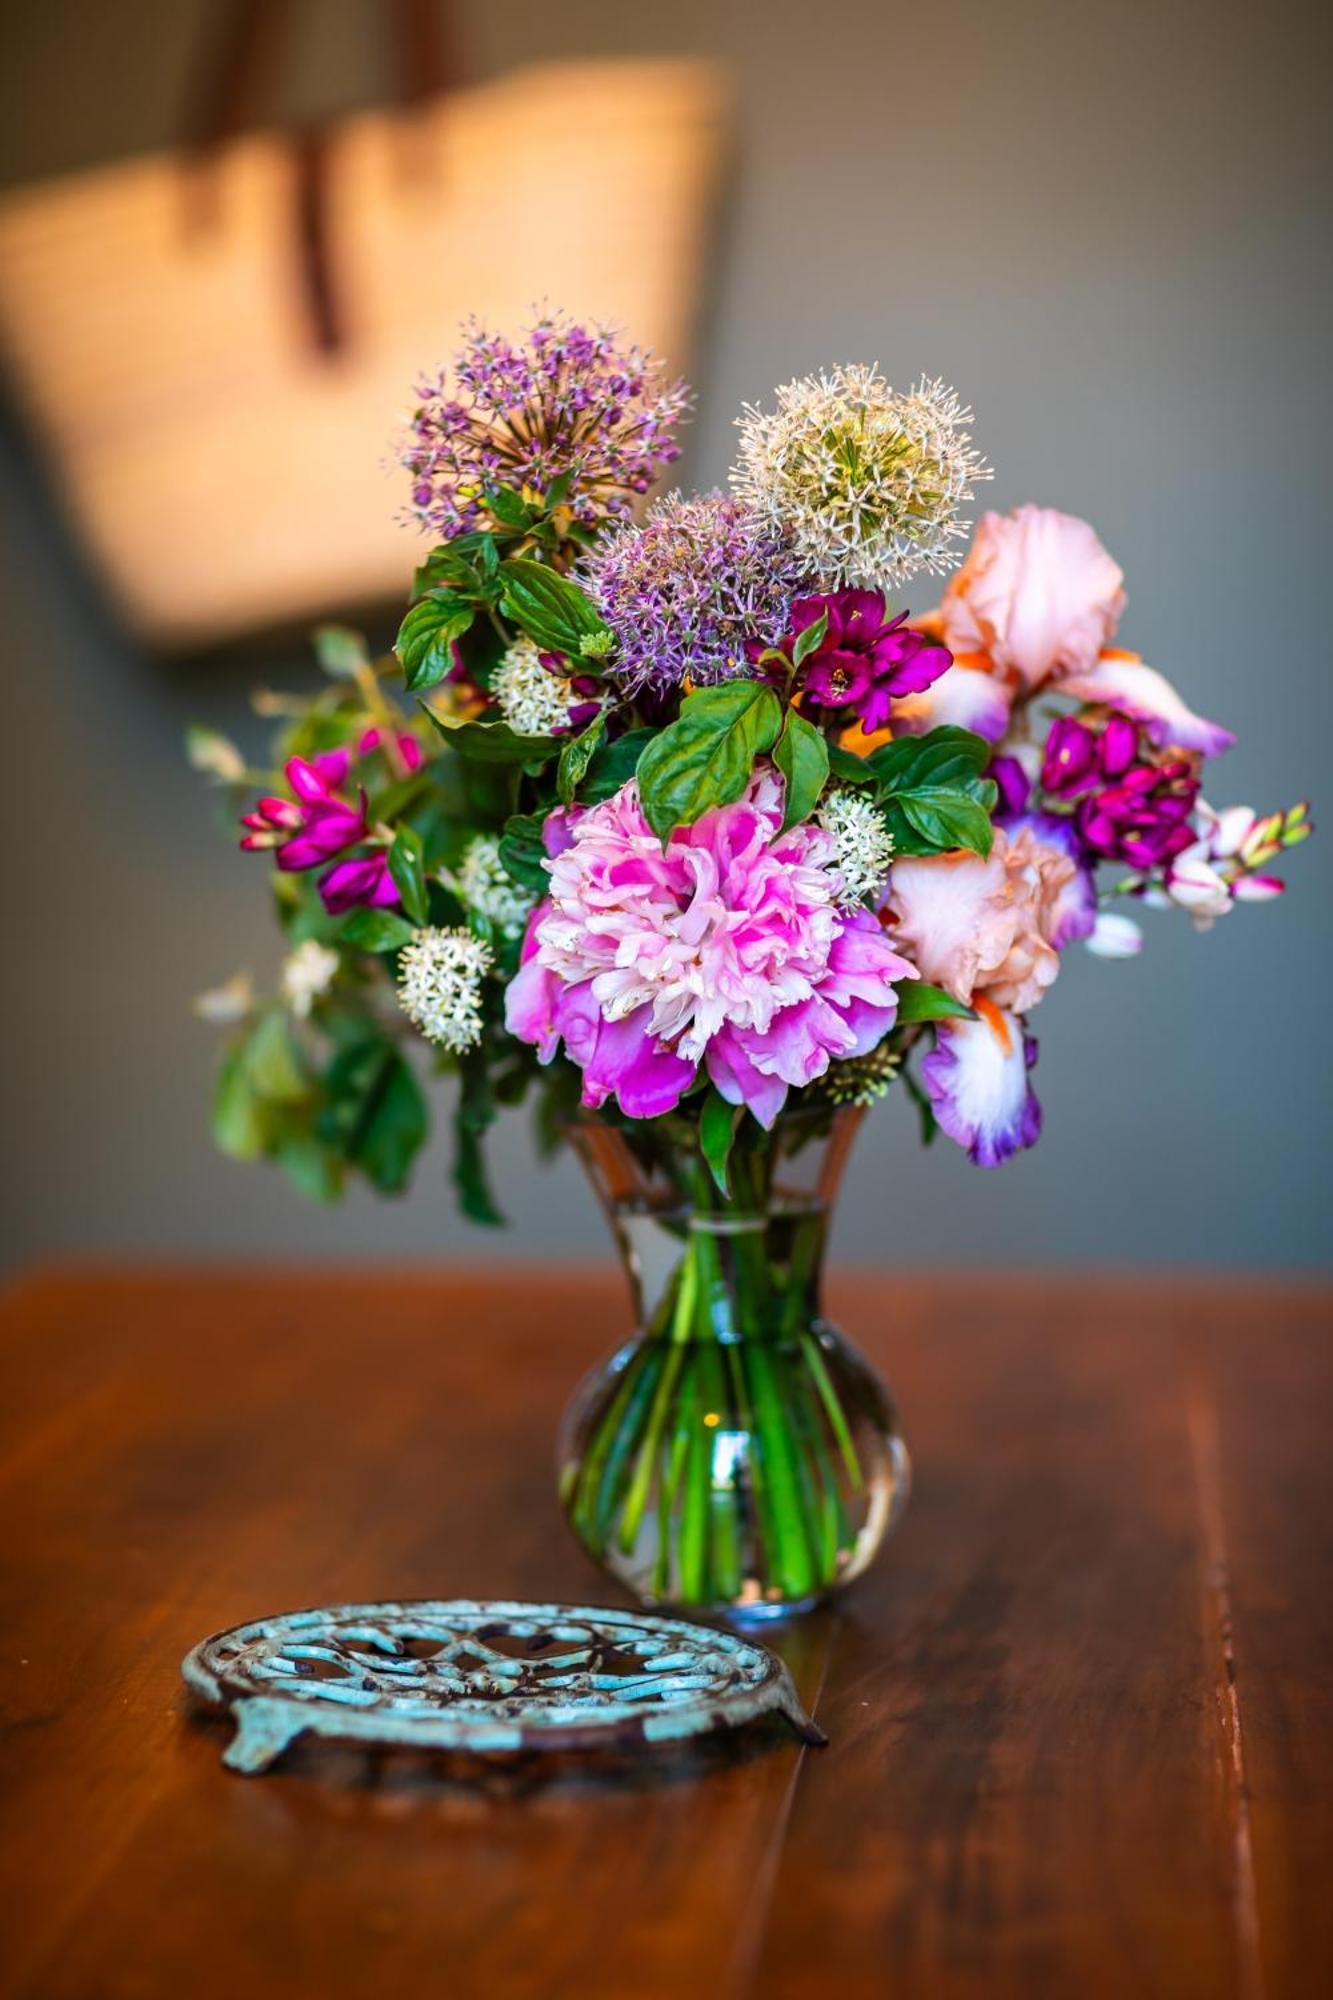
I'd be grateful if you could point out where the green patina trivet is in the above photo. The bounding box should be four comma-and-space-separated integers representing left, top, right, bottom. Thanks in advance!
181, 1599, 827, 1773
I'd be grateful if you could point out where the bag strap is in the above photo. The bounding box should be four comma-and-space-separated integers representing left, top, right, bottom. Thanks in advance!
182, 0, 461, 353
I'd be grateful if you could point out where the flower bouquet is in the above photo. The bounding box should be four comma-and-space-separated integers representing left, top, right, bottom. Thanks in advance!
194, 311, 1311, 1618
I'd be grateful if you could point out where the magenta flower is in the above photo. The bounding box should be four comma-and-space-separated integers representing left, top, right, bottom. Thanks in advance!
504, 770, 917, 1126
778, 590, 952, 733
1038, 712, 1200, 868
318, 852, 400, 915
240, 755, 368, 872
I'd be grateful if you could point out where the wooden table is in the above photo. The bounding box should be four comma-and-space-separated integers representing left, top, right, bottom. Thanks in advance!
1, 1268, 1329, 1999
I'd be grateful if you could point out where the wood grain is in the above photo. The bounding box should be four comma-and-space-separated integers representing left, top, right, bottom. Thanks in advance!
0, 1268, 1328, 1999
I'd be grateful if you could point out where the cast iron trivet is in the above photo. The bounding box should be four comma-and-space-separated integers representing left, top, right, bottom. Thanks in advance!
181, 1598, 827, 1772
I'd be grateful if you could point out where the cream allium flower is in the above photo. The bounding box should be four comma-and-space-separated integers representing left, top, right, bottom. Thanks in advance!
492, 636, 580, 736
731, 365, 990, 590
397, 927, 493, 1052
818, 788, 895, 907
280, 939, 340, 1019
447, 834, 536, 937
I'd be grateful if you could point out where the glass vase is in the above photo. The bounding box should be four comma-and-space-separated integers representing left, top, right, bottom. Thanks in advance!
558, 1108, 910, 1619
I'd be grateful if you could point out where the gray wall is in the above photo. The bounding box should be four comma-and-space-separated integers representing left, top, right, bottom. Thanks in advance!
2, 0, 1330, 1273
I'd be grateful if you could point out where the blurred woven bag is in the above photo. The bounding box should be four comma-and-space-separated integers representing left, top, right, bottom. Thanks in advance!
0, 3, 725, 651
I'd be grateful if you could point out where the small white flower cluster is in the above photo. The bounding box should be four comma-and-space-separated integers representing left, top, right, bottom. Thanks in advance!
492, 636, 580, 736
731, 364, 990, 590
397, 926, 494, 1053
447, 834, 536, 937
280, 939, 340, 1019
818, 788, 895, 907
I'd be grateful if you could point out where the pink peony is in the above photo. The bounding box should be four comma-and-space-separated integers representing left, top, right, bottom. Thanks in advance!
940, 504, 1127, 690
504, 770, 916, 1125
883, 820, 1089, 1016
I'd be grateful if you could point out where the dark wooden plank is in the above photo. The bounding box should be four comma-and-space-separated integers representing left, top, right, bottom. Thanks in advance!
0, 1270, 1328, 1999
0, 1271, 820, 2000
753, 1277, 1331, 2000
1189, 1290, 1333, 2000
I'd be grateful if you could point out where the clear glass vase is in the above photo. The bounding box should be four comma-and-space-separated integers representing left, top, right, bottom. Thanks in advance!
558, 1108, 910, 1619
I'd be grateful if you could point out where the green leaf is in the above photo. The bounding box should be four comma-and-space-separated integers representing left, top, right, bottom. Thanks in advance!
412, 540, 490, 599
497, 557, 612, 660
825, 744, 878, 787
421, 707, 557, 767
320, 1038, 428, 1194
773, 710, 830, 831
867, 727, 996, 857
486, 485, 534, 531
340, 908, 416, 953
212, 1045, 266, 1160
700, 1088, 743, 1196
791, 610, 828, 669
894, 980, 976, 1024
452, 1050, 505, 1226
902, 1064, 939, 1147
865, 725, 991, 791
580, 727, 653, 803
396, 590, 476, 691
557, 709, 609, 805
312, 625, 371, 680
896, 788, 995, 857
635, 683, 783, 842
388, 826, 429, 923
272, 1128, 344, 1203
243, 1009, 309, 1104
498, 813, 551, 893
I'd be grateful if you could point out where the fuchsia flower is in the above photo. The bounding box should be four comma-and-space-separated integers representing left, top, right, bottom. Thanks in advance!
777, 590, 952, 733
1040, 714, 1200, 868
504, 770, 917, 1126
239, 729, 422, 915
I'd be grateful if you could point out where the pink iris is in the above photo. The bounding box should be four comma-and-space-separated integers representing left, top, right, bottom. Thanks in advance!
504, 769, 916, 1125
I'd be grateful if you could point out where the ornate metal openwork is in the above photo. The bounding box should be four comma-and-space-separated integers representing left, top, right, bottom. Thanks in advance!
182, 1599, 826, 1772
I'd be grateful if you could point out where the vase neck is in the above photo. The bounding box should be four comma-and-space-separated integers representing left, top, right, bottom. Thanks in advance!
568, 1109, 861, 1345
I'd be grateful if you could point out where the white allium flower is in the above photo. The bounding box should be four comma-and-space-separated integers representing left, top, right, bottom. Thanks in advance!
396, 927, 493, 1052
818, 788, 895, 906
446, 834, 536, 937
492, 635, 579, 736
731, 365, 990, 590
280, 939, 340, 1018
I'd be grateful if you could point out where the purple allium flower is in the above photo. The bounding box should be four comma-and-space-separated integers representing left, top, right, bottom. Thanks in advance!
777, 589, 952, 733
401, 312, 690, 538
583, 492, 802, 693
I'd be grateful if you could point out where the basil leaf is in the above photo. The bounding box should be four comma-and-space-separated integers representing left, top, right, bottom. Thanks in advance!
452, 1049, 505, 1226
312, 625, 371, 680
791, 610, 828, 669
421, 707, 558, 767
498, 557, 612, 660
773, 710, 830, 831
825, 745, 878, 787
320, 1038, 428, 1194
556, 710, 608, 805
388, 825, 429, 923
340, 909, 416, 953
636, 683, 783, 842
865, 725, 991, 791
396, 590, 476, 691
498, 813, 551, 893
898, 788, 995, 857
893, 980, 975, 1024
580, 727, 654, 803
